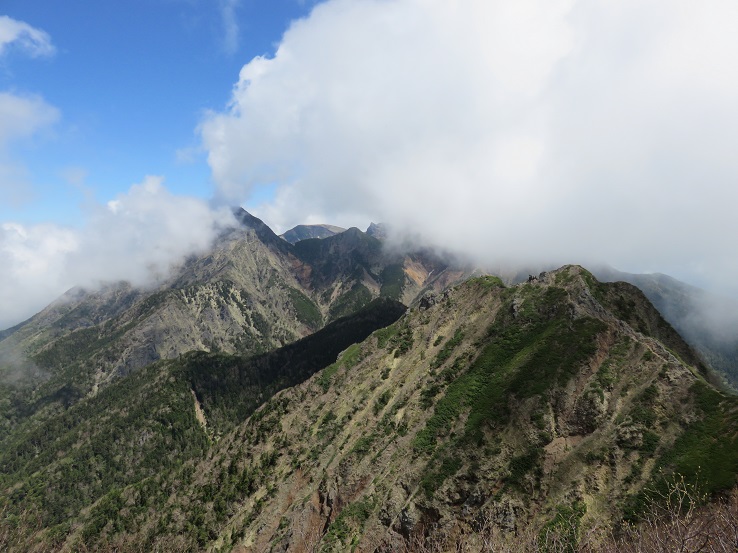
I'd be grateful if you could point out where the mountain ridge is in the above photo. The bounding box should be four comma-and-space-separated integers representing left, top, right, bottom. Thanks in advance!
592, 265, 738, 387
13, 265, 732, 552
2, 211, 738, 552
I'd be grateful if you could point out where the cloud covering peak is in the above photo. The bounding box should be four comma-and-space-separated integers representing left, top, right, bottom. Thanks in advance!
200, 0, 738, 295
0, 177, 235, 330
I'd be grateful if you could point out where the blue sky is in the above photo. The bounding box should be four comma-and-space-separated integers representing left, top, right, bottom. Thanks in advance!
2, 0, 738, 330
1, 0, 312, 225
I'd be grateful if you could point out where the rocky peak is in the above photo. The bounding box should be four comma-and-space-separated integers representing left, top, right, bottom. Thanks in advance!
280, 224, 346, 244
366, 222, 388, 240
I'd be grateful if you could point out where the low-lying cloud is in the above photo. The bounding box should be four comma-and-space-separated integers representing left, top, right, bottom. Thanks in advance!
201, 0, 738, 297
0, 177, 235, 330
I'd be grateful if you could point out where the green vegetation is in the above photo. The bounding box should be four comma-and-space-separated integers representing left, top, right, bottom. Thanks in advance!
187, 300, 402, 431
389, 324, 414, 357
340, 343, 363, 368
554, 269, 576, 287
287, 287, 323, 329
540, 502, 586, 553
420, 383, 441, 409
328, 283, 373, 321
414, 289, 606, 456
469, 275, 505, 291
659, 382, 738, 493
351, 434, 376, 457
641, 430, 660, 454
374, 323, 398, 349
580, 268, 605, 300
596, 338, 632, 389
630, 404, 657, 427
507, 449, 541, 487
411, 284, 606, 502
420, 455, 462, 497
318, 362, 340, 392
32, 316, 136, 373
430, 328, 465, 369
373, 390, 391, 415
596, 280, 707, 374
379, 264, 406, 300
5, 264, 738, 552
0, 359, 208, 532
623, 382, 738, 522
323, 496, 376, 548
318, 343, 363, 391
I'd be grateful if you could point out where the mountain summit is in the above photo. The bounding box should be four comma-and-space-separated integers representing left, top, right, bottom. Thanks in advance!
280, 223, 346, 244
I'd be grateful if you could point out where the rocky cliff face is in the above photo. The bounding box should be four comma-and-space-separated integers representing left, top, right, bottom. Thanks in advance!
366, 222, 388, 240
35, 266, 734, 553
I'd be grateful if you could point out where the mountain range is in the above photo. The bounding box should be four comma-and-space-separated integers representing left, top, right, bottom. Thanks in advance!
0, 210, 736, 552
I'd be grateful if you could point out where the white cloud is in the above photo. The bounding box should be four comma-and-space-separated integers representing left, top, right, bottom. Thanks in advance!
0, 221, 78, 329
0, 177, 236, 330
0, 92, 59, 147
175, 145, 201, 164
0, 16, 60, 206
0, 16, 54, 58
0, 162, 34, 207
200, 0, 738, 296
59, 166, 89, 192
220, 0, 240, 54
0, 92, 59, 207
71, 176, 236, 287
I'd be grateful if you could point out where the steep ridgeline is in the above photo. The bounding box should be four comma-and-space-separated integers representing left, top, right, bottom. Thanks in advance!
593, 265, 738, 388
0, 210, 462, 437
35, 266, 736, 552
0, 298, 406, 552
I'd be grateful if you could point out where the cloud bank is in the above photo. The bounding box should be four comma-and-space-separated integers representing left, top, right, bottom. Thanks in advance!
0, 177, 235, 330
200, 0, 738, 296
